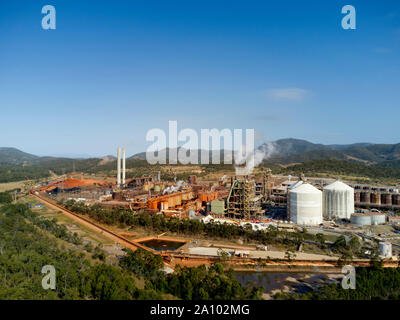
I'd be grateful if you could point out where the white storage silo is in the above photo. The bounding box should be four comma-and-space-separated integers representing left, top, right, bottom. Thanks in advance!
379, 242, 392, 258
289, 183, 323, 225
287, 180, 303, 221
323, 181, 354, 220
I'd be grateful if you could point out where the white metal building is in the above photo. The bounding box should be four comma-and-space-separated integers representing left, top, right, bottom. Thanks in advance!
289, 183, 323, 225
323, 180, 354, 219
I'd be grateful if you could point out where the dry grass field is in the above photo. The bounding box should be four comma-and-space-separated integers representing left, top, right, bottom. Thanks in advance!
0, 180, 27, 192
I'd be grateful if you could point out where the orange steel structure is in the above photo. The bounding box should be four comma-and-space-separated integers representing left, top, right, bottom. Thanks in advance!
197, 191, 219, 202
146, 191, 196, 210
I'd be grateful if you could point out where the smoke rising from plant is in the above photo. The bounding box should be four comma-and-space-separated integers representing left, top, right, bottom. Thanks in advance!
234, 142, 277, 175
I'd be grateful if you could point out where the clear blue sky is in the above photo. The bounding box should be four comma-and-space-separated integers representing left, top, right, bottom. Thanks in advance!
0, 0, 399, 157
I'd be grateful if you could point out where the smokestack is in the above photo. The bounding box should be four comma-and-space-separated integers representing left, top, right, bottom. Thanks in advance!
122, 148, 126, 186
117, 147, 121, 187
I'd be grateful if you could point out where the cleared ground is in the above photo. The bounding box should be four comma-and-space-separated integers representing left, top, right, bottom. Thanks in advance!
0, 180, 27, 192
187, 247, 337, 261
25, 195, 121, 258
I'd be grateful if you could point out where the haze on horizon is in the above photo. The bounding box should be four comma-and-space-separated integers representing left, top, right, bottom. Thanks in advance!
0, 0, 399, 157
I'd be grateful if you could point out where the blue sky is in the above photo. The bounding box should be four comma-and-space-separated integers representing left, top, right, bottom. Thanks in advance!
0, 0, 399, 157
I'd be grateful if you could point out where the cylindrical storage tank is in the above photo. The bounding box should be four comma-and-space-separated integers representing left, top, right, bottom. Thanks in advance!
379, 242, 392, 258
360, 192, 371, 203
381, 193, 392, 206
287, 180, 303, 221
350, 214, 372, 226
370, 193, 381, 205
393, 194, 400, 206
370, 213, 386, 225
289, 183, 322, 225
354, 192, 361, 203
323, 181, 354, 220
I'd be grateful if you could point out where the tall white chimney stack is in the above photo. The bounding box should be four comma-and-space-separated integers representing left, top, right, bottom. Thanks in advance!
122, 148, 126, 186
117, 147, 121, 187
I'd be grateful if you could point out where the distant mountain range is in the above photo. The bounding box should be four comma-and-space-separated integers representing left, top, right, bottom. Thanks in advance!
267, 138, 400, 165
2, 138, 400, 167
131, 139, 400, 166
0, 147, 39, 164
269, 138, 373, 158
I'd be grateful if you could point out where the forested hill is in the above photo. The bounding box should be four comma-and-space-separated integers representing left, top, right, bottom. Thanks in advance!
2, 138, 400, 183
267, 138, 400, 164
0, 147, 38, 164
3, 139, 400, 167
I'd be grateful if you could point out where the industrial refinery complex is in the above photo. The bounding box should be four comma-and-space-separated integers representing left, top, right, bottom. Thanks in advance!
28, 147, 400, 263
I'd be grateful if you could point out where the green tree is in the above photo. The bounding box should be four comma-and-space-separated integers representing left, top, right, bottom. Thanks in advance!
217, 248, 230, 262
348, 236, 361, 253
333, 235, 347, 252
316, 233, 326, 246
284, 249, 296, 262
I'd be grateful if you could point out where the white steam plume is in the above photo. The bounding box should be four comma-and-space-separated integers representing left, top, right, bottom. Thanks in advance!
234, 142, 276, 175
